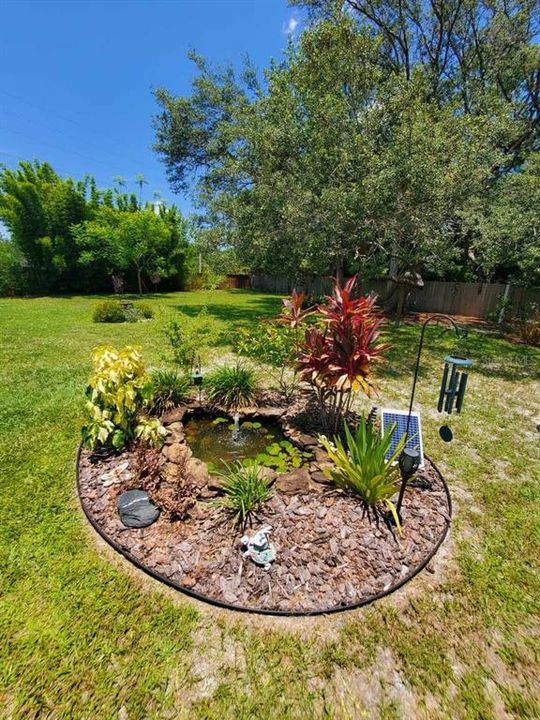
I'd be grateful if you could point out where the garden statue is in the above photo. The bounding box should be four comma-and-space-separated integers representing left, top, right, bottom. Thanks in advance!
240, 525, 276, 570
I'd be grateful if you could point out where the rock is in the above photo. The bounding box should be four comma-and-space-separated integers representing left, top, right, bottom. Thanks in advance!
258, 466, 278, 484
161, 462, 181, 484
163, 442, 190, 465
185, 457, 210, 491
295, 433, 319, 448
116, 489, 160, 528
161, 406, 187, 425
165, 422, 185, 445
313, 447, 330, 464
255, 406, 286, 419
310, 470, 333, 485
208, 475, 224, 492
275, 467, 311, 494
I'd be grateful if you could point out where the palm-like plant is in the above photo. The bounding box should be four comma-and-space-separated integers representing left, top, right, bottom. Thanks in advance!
319, 419, 405, 528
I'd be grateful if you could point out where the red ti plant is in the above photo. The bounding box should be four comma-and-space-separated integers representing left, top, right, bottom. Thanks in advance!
296, 276, 388, 432
278, 289, 314, 331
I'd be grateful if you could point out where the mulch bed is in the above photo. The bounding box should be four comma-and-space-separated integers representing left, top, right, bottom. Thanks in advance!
77, 442, 451, 614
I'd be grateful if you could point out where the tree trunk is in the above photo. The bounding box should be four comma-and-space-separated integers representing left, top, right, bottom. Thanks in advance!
137, 267, 143, 295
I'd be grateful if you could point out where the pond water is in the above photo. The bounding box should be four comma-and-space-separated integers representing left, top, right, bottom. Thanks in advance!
184, 414, 286, 469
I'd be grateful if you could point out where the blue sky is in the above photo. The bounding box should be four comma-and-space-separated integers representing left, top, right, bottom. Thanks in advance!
0, 0, 303, 216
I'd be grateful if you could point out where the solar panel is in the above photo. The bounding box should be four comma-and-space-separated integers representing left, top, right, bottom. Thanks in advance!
380, 408, 424, 468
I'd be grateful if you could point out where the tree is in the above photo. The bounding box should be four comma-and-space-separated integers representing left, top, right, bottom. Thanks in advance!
134, 173, 148, 209
0, 161, 89, 291
74, 205, 187, 294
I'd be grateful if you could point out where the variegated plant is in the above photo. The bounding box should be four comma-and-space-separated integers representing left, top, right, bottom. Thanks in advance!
82, 345, 166, 451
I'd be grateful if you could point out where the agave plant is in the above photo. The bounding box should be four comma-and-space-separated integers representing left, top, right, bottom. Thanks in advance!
296, 275, 389, 432
319, 418, 406, 529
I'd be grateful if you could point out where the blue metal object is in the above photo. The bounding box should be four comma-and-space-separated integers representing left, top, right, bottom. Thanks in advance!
438, 355, 473, 414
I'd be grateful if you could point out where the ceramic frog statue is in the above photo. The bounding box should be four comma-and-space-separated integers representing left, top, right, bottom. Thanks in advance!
240, 525, 276, 570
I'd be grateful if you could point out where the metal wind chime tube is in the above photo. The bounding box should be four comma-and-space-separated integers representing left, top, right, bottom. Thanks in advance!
437, 355, 473, 414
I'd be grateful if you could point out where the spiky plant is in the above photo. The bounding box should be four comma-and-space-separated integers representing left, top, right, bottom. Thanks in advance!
205, 364, 258, 410
216, 461, 273, 528
319, 418, 406, 528
151, 369, 191, 414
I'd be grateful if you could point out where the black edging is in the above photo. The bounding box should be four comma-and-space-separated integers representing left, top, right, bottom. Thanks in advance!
76, 445, 452, 617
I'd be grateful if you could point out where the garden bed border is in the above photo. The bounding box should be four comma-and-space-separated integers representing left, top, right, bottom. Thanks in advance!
76, 444, 452, 617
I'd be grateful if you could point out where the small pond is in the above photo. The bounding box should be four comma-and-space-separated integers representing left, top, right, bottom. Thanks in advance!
184, 414, 288, 469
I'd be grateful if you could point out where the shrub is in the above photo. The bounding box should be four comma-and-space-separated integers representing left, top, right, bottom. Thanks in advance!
319, 418, 406, 528
216, 461, 273, 527
151, 369, 191, 414
163, 306, 219, 370
232, 322, 298, 399
206, 364, 257, 410
93, 300, 126, 323
519, 307, 540, 346
81, 345, 166, 451
135, 302, 154, 319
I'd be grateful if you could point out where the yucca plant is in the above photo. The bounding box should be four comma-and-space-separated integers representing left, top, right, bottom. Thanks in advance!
151, 369, 191, 414
319, 418, 406, 529
216, 461, 273, 528
206, 364, 258, 410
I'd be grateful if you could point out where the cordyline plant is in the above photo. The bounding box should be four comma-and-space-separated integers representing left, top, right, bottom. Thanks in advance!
295, 276, 388, 433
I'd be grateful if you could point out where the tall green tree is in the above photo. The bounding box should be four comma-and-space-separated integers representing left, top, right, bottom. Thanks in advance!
0, 161, 89, 290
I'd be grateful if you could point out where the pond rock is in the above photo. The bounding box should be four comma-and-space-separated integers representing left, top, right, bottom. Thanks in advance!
117, 489, 160, 528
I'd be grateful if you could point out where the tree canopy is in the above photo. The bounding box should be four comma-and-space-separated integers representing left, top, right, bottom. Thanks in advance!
0, 161, 188, 294
153, 2, 539, 285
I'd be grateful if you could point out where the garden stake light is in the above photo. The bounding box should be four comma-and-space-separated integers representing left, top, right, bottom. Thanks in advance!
191, 354, 203, 402
397, 314, 472, 519
396, 448, 421, 519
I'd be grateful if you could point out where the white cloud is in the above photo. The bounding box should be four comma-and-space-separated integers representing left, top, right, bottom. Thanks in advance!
283, 16, 299, 35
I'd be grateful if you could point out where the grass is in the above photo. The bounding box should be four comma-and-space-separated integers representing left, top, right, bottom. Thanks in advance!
1, 289, 539, 719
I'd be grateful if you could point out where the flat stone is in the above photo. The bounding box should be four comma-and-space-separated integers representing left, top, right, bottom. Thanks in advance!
310, 469, 333, 485
295, 433, 319, 448
161, 406, 187, 425
117, 489, 160, 528
275, 467, 311, 494
255, 406, 286, 419
258, 466, 278, 484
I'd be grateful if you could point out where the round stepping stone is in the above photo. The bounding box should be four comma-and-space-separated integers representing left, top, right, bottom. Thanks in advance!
117, 489, 160, 528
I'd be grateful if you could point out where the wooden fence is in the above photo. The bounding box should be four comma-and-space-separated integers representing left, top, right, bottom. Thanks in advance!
251, 275, 540, 320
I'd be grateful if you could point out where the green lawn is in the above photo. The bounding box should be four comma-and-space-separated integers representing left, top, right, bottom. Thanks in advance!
1, 290, 539, 720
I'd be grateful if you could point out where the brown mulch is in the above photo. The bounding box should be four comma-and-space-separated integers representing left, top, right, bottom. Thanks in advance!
78, 449, 450, 614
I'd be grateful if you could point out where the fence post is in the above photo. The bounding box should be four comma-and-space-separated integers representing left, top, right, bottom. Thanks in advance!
498, 283, 511, 325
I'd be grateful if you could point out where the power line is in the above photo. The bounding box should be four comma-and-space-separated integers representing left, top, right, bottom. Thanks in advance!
0, 88, 141, 162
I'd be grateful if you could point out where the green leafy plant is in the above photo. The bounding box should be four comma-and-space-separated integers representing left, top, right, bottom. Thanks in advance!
216, 461, 273, 527
232, 322, 299, 399
92, 300, 126, 323
135, 302, 154, 319
254, 440, 311, 473
319, 418, 406, 528
162, 306, 218, 370
205, 364, 258, 410
151, 369, 191, 414
82, 345, 166, 451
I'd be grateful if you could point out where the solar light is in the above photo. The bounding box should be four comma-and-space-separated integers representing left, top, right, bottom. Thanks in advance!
396, 448, 421, 519
437, 355, 472, 414
191, 371, 203, 386
191, 354, 203, 386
